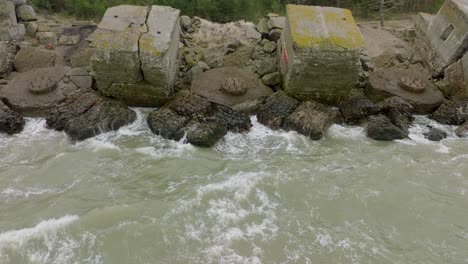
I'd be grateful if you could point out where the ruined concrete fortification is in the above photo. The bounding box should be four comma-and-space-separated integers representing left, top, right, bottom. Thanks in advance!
279, 5, 365, 104
89, 5, 180, 107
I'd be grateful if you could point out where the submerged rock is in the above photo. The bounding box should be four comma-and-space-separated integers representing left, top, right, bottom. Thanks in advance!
431, 99, 468, 125
283, 101, 340, 140
367, 114, 407, 141
257, 91, 300, 130
46, 91, 136, 141
0, 100, 24, 135
340, 95, 379, 125
424, 126, 447, 141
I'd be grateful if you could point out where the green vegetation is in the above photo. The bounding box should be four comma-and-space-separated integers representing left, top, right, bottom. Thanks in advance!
29, 0, 445, 22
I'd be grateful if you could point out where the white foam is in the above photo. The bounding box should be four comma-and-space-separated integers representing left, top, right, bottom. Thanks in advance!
0, 215, 79, 247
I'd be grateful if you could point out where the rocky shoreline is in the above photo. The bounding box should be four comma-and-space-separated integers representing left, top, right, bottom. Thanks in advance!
1, 0, 467, 147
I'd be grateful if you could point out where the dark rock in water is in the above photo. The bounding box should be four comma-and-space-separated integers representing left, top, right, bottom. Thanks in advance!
147, 108, 189, 140
424, 126, 447, 141
165, 90, 212, 118
455, 122, 468, 138
0, 100, 25, 134
431, 99, 468, 125
257, 91, 300, 130
283, 101, 340, 140
214, 104, 252, 133
340, 95, 379, 125
46, 91, 136, 141
174, 120, 227, 147
367, 114, 407, 141
377, 96, 414, 133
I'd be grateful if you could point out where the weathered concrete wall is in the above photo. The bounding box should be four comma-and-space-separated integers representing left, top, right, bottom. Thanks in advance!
280, 5, 364, 104
89, 5, 180, 107
415, 0, 468, 75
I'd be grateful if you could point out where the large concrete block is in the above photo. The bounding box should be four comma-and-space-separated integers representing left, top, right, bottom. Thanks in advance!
279, 5, 365, 104
415, 0, 468, 75
89, 5, 180, 106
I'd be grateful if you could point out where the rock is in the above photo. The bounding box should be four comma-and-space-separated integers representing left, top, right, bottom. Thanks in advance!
66, 67, 88, 76
377, 96, 414, 133
431, 99, 468, 125
256, 18, 269, 36
0, 41, 17, 78
69, 75, 92, 89
0, 0, 24, 41
232, 98, 266, 116
222, 77, 247, 96
261, 72, 281, 86
283, 101, 340, 140
224, 39, 241, 55
14, 46, 64, 72
223, 45, 254, 67
253, 57, 277, 77
12, 0, 27, 6
90, 5, 180, 107
0, 66, 80, 116
340, 95, 379, 125
257, 91, 300, 130
0, 100, 25, 134
165, 90, 212, 117
263, 40, 276, 53
174, 120, 227, 148
26, 22, 37, 36
36, 32, 58, 46
242, 23, 262, 43
214, 104, 252, 132
362, 61, 375, 72
180, 15, 192, 30
366, 65, 444, 114
268, 29, 282, 42
46, 90, 136, 141
15, 5, 37, 21
192, 67, 273, 107
183, 46, 203, 68
147, 108, 189, 140
423, 126, 447, 141
367, 114, 407, 141
455, 122, 468, 138
268, 16, 286, 30
59, 34, 80, 45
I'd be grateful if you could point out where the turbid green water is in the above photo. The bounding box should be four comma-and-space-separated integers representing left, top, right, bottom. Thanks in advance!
0, 109, 467, 264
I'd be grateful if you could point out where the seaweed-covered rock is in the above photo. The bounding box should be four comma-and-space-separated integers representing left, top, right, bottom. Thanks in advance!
367, 114, 407, 141
174, 120, 227, 147
46, 91, 136, 141
431, 99, 468, 125
377, 96, 414, 133
147, 108, 189, 140
214, 104, 252, 132
283, 101, 340, 140
0, 100, 24, 134
257, 91, 300, 130
340, 95, 379, 125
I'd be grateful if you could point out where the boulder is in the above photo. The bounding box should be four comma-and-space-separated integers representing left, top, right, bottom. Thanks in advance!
26, 21, 37, 36
14, 46, 64, 72
11, 0, 27, 6
257, 91, 300, 130
214, 104, 252, 132
253, 57, 277, 77
232, 98, 266, 116
263, 40, 276, 53
0, 66, 80, 116
377, 96, 414, 133
283, 101, 340, 140
268, 16, 286, 30
223, 46, 254, 67
340, 95, 379, 125
268, 29, 282, 42
165, 90, 212, 117
0, 100, 25, 134
367, 114, 408, 141
366, 65, 444, 114
147, 108, 189, 139
180, 15, 192, 30
0, 41, 17, 78
431, 99, 468, 125
191, 67, 273, 107
15, 5, 37, 21
0, 0, 23, 41
423, 126, 447, 141
261, 72, 281, 86
455, 122, 468, 138
256, 18, 269, 36
36, 31, 58, 46
174, 120, 227, 147
46, 91, 136, 141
